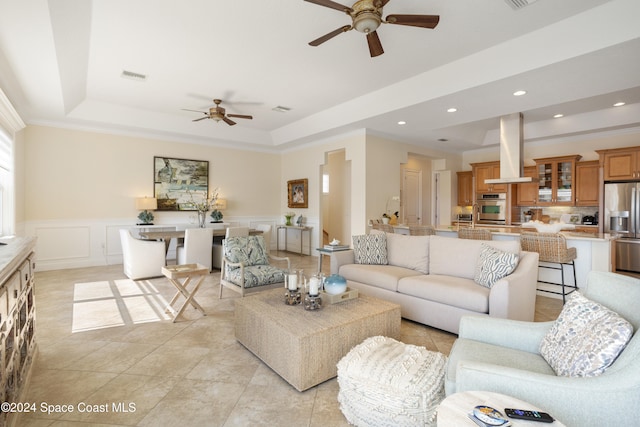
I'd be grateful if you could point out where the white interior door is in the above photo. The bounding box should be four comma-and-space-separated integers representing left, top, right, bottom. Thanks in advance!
403, 168, 422, 225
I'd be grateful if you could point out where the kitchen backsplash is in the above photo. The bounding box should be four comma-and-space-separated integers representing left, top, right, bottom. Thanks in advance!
513, 206, 599, 224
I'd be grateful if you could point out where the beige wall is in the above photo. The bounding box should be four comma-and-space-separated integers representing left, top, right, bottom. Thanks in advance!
22, 125, 281, 221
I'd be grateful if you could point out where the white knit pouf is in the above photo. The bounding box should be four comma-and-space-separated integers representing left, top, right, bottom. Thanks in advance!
337, 336, 447, 427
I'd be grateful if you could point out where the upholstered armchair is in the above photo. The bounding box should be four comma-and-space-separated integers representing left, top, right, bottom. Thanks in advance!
445, 271, 640, 426
119, 229, 166, 280
219, 235, 290, 298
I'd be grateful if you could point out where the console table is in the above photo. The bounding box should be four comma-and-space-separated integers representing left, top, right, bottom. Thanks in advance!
0, 237, 37, 427
276, 225, 312, 256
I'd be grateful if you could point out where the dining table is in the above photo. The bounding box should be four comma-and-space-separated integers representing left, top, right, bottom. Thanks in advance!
139, 228, 263, 254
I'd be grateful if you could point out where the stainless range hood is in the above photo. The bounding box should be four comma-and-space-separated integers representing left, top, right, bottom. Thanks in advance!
484, 112, 535, 184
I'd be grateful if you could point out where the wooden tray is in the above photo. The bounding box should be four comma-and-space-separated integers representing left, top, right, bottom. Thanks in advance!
320, 287, 359, 304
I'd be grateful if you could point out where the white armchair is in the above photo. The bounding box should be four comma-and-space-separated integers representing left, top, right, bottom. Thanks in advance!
176, 228, 214, 272
446, 271, 640, 427
119, 229, 166, 280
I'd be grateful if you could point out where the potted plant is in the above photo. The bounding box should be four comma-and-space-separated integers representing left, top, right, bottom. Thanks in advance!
210, 209, 223, 222
381, 213, 390, 224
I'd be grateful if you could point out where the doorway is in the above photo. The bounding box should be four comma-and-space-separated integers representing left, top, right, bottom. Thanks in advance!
403, 168, 423, 224
321, 150, 351, 246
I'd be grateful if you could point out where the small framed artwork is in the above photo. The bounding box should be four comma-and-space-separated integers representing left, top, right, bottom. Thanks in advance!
288, 179, 308, 208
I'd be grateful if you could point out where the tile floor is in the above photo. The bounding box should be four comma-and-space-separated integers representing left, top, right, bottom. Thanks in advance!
18, 253, 563, 426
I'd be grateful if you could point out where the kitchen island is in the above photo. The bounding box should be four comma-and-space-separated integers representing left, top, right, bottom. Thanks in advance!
431, 225, 613, 295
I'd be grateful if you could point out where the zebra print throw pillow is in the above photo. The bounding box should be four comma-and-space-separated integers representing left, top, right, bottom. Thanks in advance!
474, 243, 519, 288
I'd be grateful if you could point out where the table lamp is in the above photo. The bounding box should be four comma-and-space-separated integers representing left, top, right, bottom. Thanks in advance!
136, 197, 157, 225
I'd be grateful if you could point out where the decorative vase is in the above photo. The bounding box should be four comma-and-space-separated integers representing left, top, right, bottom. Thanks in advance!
382, 217, 390, 224
285, 216, 293, 226
197, 211, 207, 228
324, 274, 347, 295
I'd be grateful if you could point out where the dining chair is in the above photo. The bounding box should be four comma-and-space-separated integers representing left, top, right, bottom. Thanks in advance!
458, 228, 492, 240
176, 228, 214, 272
409, 225, 436, 236
119, 229, 166, 280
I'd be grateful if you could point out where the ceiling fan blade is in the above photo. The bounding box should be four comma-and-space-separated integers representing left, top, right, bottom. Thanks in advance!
304, 0, 352, 13
309, 25, 352, 46
192, 116, 209, 122
385, 14, 440, 29
223, 117, 237, 126
367, 31, 384, 57
182, 108, 207, 113
227, 114, 253, 120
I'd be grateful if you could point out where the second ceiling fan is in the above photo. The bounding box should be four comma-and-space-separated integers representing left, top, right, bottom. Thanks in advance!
305, 0, 440, 57
185, 99, 253, 126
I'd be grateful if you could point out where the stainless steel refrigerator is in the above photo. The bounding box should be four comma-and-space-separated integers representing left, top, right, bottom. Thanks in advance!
604, 182, 640, 273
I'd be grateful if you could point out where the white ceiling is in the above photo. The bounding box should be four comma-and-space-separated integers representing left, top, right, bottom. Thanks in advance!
0, 0, 639, 153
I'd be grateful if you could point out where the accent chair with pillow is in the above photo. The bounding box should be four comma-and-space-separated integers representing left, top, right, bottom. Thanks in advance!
219, 235, 290, 298
446, 271, 640, 427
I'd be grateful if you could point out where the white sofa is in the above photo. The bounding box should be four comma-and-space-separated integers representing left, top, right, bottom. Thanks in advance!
330, 234, 539, 334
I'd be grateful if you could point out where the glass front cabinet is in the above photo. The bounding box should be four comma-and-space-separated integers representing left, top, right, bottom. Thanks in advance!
535, 155, 581, 206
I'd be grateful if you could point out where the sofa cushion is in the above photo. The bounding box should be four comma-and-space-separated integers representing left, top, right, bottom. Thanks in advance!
429, 236, 519, 280
398, 275, 490, 313
540, 291, 634, 377
385, 232, 430, 274
474, 243, 519, 288
353, 233, 388, 265
339, 264, 421, 292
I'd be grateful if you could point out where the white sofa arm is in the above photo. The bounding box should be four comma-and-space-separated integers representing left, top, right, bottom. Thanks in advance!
330, 249, 355, 274
488, 251, 539, 322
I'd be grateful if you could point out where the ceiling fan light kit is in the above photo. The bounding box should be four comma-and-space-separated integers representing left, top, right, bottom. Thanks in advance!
185, 98, 253, 126
305, 0, 439, 57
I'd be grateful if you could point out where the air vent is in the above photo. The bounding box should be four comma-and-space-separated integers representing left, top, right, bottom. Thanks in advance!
504, 0, 538, 10
272, 106, 291, 113
121, 70, 147, 81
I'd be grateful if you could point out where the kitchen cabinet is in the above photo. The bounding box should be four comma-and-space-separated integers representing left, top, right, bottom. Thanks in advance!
575, 160, 600, 206
535, 155, 581, 206
516, 166, 538, 206
597, 146, 640, 181
472, 162, 507, 193
457, 171, 473, 206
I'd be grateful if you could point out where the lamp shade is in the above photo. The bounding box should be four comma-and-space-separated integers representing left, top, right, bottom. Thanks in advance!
213, 199, 227, 210
135, 197, 157, 210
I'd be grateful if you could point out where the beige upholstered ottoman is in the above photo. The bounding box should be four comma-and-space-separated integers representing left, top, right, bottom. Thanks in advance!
337, 336, 447, 427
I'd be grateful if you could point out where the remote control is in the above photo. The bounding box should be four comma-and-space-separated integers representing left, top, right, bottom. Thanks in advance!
505, 408, 554, 423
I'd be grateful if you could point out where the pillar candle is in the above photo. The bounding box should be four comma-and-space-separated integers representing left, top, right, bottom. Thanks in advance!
288, 274, 298, 290
309, 277, 319, 296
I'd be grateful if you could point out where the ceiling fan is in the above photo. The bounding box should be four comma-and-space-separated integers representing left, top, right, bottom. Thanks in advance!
184, 99, 253, 126
305, 0, 439, 57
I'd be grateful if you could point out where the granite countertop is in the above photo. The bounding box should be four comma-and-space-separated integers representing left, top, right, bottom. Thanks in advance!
0, 236, 37, 284
435, 225, 612, 242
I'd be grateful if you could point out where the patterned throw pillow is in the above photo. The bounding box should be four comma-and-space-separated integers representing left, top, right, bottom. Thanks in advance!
223, 235, 269, 269
473, 243, 519, 288
540, 291, 633, 377
352, 233, 388, 265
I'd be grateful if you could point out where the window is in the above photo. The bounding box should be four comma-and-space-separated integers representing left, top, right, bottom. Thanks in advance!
0, 126, 13, 236
323, 173, 330, 194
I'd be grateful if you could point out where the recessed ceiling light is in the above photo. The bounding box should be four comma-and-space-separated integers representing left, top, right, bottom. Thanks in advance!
553, 114, 564, 118
447, 108, 457, 113
513, 90, 527, 96
397, 121, 406, 125
613, 102, 626, 107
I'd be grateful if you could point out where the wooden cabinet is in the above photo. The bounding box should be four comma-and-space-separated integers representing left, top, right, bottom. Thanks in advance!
472, 162, 507, 193
516, 166, 538, 206
598, 147, 640, 181
575, 160, 600, 206
534, 155, 581, 206
457, 171, 473, 206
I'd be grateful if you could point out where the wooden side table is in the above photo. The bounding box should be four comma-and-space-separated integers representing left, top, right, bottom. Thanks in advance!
162, 263, 209, 322
437, 391, 566, 426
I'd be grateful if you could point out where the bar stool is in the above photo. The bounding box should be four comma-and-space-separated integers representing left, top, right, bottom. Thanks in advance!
520, 231, 578, 303
458, 228, 492, 240
409, 225, 436, 236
